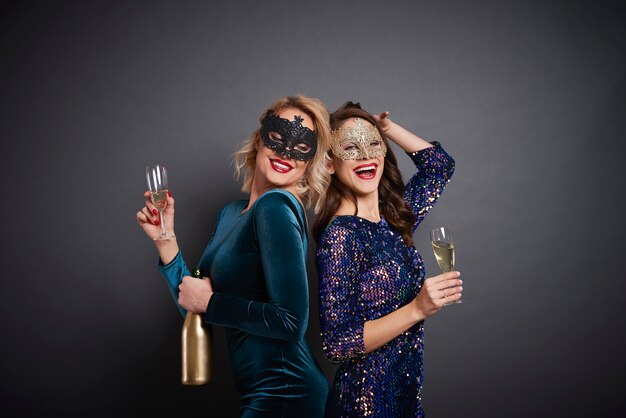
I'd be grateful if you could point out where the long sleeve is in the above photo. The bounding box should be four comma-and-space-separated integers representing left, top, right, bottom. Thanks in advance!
158, 251, 191, 317
205, 192, 310, 342
316, 225, 366, 363
404, 142, 455, 232
157, 206, 225, 318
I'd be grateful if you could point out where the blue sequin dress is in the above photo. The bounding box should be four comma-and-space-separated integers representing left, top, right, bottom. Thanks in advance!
315, 143, 455, 417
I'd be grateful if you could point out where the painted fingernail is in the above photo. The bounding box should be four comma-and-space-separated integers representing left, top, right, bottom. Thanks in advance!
167, 191, 172, 198
154, 220, 160, 225
152, 209, 158, 215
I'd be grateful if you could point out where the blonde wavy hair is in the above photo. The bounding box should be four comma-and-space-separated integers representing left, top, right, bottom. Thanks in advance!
233, 96, 332, 214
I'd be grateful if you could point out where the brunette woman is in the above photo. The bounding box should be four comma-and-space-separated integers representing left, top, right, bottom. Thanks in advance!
314, 102, 460, 417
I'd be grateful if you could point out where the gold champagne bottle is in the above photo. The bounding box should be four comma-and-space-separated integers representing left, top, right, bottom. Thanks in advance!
181, 268, 213, 385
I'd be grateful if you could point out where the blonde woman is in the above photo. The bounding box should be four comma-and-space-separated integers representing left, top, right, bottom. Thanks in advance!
137, 96, 331, 417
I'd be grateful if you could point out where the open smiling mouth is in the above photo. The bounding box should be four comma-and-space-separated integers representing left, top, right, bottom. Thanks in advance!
270, 158, 294, 173
354, 163, 378, 180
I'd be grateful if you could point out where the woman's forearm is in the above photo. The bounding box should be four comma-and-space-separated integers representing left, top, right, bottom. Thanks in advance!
384, 120, 433, 153
155, 238, 180, 265
363, 301, 424, 353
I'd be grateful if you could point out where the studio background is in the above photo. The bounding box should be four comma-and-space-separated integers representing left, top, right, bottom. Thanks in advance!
2, 1, 624, 417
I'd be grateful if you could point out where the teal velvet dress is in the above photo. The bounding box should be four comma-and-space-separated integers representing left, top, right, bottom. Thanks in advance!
159, 189, 329, 417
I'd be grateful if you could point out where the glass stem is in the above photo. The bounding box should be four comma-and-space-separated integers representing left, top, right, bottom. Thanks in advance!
159, 210, 166, 236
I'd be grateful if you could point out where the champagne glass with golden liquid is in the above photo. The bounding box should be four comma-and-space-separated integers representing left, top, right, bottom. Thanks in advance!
146, 164, 175, 240
430, 226, 461, 305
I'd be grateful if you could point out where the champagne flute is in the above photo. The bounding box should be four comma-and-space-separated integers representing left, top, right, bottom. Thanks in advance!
430, 226, 461, 304
146, 164, 175, 240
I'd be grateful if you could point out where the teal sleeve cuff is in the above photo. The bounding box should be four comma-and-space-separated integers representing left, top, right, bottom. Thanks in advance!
158, 251, 190, 318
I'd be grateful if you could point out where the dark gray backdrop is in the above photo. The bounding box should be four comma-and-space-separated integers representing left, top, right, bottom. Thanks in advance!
2, 0, 625, 417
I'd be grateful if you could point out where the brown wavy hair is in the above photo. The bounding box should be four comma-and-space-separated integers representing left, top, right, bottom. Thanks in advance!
313, 101, 416, 246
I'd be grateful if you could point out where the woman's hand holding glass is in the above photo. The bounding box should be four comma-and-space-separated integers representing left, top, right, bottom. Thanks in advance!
430, 226, 462, 305
137, 190, 176, 240
414, 272, 463, 319
143, 165, 176, 240
137, 165, 176, 242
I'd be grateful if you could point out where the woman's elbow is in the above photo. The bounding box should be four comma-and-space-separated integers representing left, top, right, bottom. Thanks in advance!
445, 157, 456, 178
323, 346, 348, 364
321, 335, 364, 364
268, 310, 307, 342
278, 322, 306, 342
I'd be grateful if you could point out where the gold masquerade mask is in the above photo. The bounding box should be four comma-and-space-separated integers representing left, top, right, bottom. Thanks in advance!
330, 118, 387, 160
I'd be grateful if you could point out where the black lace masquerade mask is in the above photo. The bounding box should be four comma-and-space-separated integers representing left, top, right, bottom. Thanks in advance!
260, 112, 317, 162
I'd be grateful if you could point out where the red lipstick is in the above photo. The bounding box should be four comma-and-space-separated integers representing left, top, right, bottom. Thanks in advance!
270, 158, 294, 173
